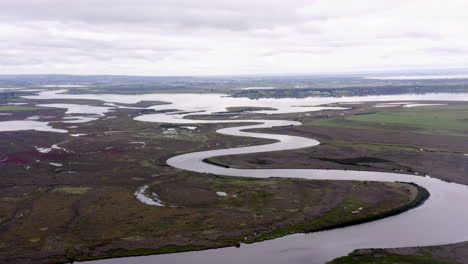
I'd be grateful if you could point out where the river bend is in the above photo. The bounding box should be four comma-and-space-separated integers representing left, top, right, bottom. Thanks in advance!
84, 116, 468, 264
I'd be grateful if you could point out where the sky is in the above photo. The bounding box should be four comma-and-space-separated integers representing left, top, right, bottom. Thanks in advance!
1, 0, 468, 76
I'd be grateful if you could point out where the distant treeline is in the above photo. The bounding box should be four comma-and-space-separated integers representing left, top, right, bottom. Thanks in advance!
230, 84, 468, 98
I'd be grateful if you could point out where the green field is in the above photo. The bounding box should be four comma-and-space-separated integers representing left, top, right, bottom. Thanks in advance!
0, 106, 45, 111
329, 252, 458, 264
311, 105, 468, 136
349, 105, 468, 130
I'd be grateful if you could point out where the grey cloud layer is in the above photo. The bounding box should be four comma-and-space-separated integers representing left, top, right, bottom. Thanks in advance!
0, 0, 311, 30
0, 0, 467, 75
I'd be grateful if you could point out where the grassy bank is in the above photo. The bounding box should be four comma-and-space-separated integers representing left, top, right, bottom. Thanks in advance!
66, 245, 218, 262
203, 157, 232, 168
329, 249, 459, 264
64, 179, 428, 263
310, 105, 468, 136
0, 106, 46, 111
250, 182, 429, 243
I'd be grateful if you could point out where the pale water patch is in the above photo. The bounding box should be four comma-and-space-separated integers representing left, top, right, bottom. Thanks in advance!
37, 104, 112, 116
18, 89, 42, 92
351, 207, 364, 214
239, 87, 275, 90
134, 185, 165, 206
32, 103, 112, 124
181, 126, 197, 130
374, 104, 400, 108
7, 102, 28, 105
39, 84, 89, 88
403, 104, 447, 108
0, 121, 67, 133
374, 102, 414, 108
24, 90, 468, 119
52, 144, 69, 152
337, 102, 363, 104
35, 147, 52, 153
374, 102, 447, 108
163, 128, 177, 135
70, 134, 87, 137
49, 162, 63, 167
380, 102, 415, 105
0, 87, 22, 91
61, 116, 99, 123
104, 102, 144, 109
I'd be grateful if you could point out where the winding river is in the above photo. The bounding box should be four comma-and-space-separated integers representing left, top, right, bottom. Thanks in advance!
82, 115, 468, 264
15, 90, 468, 264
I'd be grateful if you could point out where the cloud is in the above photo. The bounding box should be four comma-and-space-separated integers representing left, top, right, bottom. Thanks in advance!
0, 0, 310, 30
0, 0, 467, 75
425, 47, 468, 55
381, 32, 442, 41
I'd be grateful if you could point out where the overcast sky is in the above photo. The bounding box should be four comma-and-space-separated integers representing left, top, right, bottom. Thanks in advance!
1, 0, 467, 76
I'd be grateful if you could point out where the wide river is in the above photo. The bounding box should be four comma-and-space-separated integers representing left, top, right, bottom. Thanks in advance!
11, 90, 468, 264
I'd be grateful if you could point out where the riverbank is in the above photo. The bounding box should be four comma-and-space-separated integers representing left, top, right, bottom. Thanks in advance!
65, 176, 426, 264
0, 172, 427, 264
329, 247, 461, 264
249, 182, 429, 244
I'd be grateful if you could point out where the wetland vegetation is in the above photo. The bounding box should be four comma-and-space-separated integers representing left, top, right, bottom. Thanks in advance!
1, 75, 468, 264
0, 96, 429, 264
